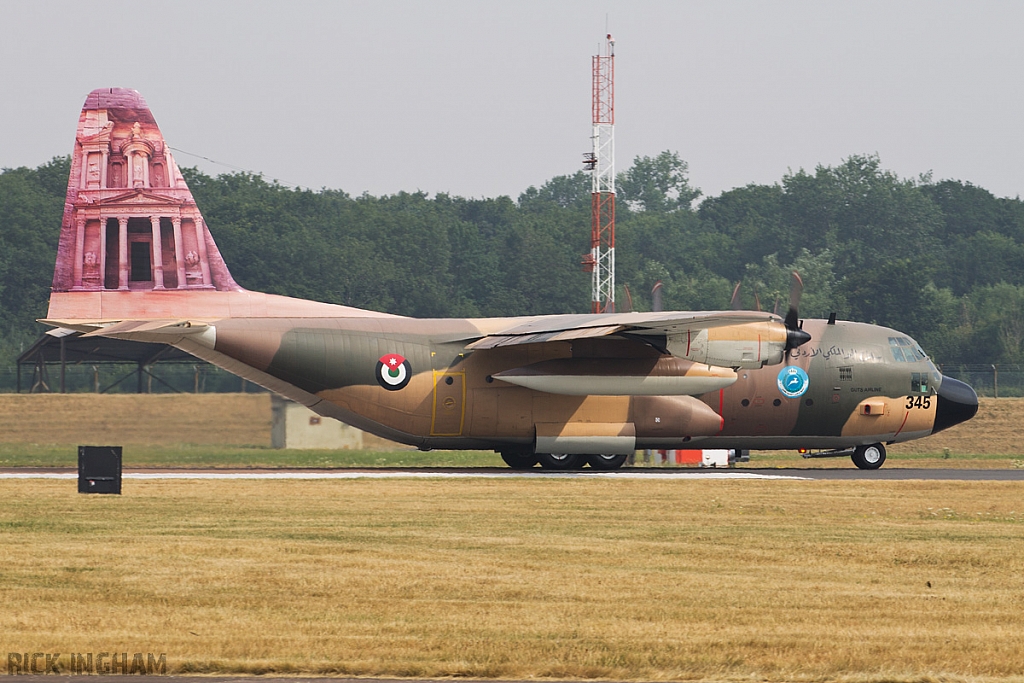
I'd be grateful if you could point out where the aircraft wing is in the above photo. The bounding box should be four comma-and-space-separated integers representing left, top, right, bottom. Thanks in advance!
467, 310, 777, 350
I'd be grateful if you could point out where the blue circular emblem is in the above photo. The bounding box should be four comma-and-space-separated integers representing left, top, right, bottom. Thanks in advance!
777, 366, 809, 398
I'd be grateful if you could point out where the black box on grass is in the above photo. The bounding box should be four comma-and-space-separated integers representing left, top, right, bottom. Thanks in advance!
78, 446, 122, 494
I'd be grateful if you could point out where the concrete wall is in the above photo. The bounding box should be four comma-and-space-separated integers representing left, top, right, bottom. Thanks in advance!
270, 395, 364, 450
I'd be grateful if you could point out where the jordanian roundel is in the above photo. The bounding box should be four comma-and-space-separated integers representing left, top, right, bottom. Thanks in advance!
376, 353, 411, 390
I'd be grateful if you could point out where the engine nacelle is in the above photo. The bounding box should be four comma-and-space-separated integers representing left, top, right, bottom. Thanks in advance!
666, 322, 788, 369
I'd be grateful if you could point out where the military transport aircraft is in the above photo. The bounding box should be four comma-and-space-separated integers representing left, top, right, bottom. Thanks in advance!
43, 89, 979, 470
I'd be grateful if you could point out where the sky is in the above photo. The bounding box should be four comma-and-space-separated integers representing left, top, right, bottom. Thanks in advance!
2, 1, 1023, 201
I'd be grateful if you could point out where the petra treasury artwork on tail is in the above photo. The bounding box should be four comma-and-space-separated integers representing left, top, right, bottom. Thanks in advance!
44, 89, 979, 470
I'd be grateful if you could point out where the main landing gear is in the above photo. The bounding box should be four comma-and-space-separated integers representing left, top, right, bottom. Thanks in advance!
499, 451, 539, 469
499, 451, 629, 471
851, 443, 886, 470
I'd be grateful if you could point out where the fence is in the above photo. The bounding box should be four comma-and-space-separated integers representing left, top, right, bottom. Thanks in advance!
940, 364, 1024, 398
0, 363, 265, 394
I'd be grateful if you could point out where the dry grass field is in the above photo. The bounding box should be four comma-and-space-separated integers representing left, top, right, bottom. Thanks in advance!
1, 477, 1023, 681
891, 397, 1024, 456
0, 393, 272, 446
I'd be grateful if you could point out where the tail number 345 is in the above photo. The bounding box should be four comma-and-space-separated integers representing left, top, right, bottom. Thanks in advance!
906, 395, 932, 410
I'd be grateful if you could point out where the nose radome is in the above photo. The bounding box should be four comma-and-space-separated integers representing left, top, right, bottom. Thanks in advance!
932, 375, 979, 434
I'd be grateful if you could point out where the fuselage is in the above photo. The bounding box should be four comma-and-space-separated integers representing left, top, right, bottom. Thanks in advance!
44, 88, 980, 466
180, 313, 977, 454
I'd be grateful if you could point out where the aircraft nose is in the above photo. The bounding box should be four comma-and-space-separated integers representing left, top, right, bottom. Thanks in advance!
932, 375, 979, 434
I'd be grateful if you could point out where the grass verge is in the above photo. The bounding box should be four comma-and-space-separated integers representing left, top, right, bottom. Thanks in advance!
0, 443, 503, 468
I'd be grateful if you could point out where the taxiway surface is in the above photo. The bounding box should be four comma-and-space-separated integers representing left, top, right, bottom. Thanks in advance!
2, 467, 1023, 481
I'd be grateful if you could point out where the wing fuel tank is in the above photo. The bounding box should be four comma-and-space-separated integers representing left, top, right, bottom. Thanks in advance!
493, 357, 736, 396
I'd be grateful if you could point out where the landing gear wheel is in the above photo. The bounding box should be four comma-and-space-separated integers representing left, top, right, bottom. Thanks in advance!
537, 453, 587, 470
852, 443, 886, 470
586, 454, 628, 470
500, 451, 538, 469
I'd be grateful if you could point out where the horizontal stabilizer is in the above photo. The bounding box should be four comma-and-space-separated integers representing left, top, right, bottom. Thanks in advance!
80, 319, 210, 337
74, 318, 216, 349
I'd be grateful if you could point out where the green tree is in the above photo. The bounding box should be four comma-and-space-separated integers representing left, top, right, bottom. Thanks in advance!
0, 157, 68, 362
617, 151, 701, 213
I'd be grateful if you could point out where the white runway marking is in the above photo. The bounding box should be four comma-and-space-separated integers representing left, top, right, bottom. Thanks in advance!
0, 470, 810, 481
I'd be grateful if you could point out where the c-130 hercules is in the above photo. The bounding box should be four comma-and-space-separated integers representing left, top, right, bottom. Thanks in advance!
44, 89, 978, 470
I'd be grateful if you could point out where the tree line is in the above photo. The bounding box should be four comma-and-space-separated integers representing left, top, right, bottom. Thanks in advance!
1, 152, 1023, 366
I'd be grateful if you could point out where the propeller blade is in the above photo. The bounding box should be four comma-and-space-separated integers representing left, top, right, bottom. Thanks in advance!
651, 280, 663, 313
754, 287, 762, 313
784, 271, 803, 331
729, 282, 742, 310
784, 271, 811, 351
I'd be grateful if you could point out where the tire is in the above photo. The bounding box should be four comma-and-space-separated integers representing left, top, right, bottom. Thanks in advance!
851, 443, 886, 470
537, 453, 587, 470
586, 454, 628, 470
500, 451, 538, 469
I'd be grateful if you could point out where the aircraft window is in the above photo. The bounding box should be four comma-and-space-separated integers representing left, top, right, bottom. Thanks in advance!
888, 337, 928, 362
889, 338, 907, 362
911, 372, 930, 394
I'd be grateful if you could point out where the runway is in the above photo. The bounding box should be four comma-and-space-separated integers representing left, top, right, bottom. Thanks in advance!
2, 467, 1023, 481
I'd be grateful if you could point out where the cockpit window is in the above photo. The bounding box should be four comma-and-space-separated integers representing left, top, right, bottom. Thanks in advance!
911, 372, 930, 394
889, 336, 928, 362
889, 338, 906, 362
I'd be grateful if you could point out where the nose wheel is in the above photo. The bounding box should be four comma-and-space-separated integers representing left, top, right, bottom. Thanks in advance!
851, 443, 886, 470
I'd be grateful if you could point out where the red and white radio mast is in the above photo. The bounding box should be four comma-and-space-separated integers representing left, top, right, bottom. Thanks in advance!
582, 34, 616, 313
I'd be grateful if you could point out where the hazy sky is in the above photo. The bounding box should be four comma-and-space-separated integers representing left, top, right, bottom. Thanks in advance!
2, 1, 1022, 200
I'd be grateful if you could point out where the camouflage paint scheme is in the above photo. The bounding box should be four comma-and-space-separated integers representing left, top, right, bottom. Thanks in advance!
44, 90, 978, 466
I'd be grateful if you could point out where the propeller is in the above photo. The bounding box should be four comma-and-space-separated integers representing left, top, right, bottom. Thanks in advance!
784, 271, 811, 353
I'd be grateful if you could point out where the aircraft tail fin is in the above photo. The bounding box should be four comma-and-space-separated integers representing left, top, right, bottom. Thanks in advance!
51, 88, 241, 296
46, 88, 397, 324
